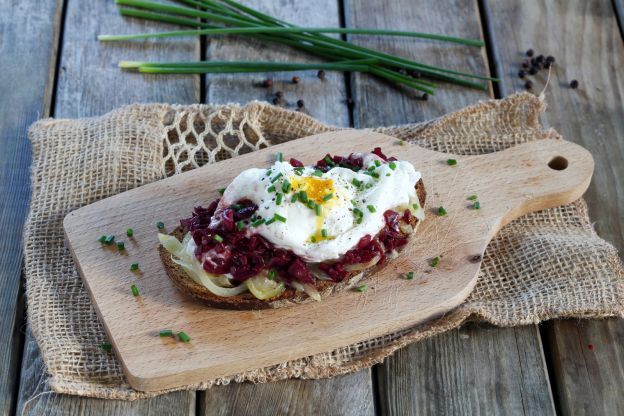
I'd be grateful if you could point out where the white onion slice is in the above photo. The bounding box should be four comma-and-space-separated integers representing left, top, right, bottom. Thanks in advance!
343, 254, 381, 272
290, 281, 321, 302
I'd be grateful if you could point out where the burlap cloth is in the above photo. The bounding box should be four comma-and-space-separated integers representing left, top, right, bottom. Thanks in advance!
24, 92, 623, 400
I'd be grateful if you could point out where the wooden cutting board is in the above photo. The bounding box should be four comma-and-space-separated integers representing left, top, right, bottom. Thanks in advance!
63, 130, 593, 392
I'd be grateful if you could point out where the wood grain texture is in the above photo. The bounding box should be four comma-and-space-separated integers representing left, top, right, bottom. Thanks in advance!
204, 0, 349, 126
345, 0, 493, 126
63, 130, 593, 392
16, 0, 200, 413
345, 0, 556, 414
485, 0, 624, 414
376, 324, 555, 415
16, 330, 195, 416
0, 0, 63, 414
201, 373, 374, 416
200, 1, 371, 412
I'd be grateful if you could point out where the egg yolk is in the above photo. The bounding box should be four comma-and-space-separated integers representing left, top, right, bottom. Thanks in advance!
290, 176, 336, 242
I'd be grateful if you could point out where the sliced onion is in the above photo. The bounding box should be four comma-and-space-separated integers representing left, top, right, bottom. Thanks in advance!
246, 274, 285, 300
291, 281, 321, 302
159, 233, 185, 257
343, 254, 381, 272
387, 250, 399, 260
399, 221, 413, 235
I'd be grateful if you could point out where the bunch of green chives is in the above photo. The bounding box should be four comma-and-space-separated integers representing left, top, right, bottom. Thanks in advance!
98, 0, 497, 94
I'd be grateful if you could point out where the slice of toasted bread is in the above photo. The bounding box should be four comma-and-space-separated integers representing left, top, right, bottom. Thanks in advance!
159, 179, 426, 310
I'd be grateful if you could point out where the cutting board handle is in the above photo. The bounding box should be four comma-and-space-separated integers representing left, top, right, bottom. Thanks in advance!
467, 139, 594, 229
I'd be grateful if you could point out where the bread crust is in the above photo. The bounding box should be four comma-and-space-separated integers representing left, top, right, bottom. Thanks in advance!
159, 179, 426, 309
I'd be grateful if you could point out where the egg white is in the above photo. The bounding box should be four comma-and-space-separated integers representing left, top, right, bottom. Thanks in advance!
218, 153, 423, 263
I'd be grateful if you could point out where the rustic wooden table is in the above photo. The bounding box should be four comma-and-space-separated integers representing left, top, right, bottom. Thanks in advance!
1, 0, 623, 415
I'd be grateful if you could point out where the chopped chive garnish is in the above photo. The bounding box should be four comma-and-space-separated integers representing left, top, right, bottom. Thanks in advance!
294, 167, 304, 176
311, 236, 317, 243
156, 221, 165, 229
365, 183, 374, 189
374, 160, 381, 167
324, 156, 335, 166
267, 270, 276, 280
282, 180, 291, 193
213, 234, 224, 243
355, 285, 368, 292
266, 169, 272, 176
276, 193, 283, 205
323, 193, 333, 201
104, 235, 115, 245
353, 208, 363, 217
231, 204, 242, 211
400, 140, 406, 146
431, 256, 440, 267
438, 207, 447, 216
356, 218, 363, 224
368, 165, 376, 172
252, 218, 265, 227
389, 161, 397, 170
291, 193, 299, 203
406, 271, 414, 280
274, 213, 287, 223
131, 284, 139, 296
312, 169, 323, 177
307, 200, 316, 209
236, 221, 245, 231
352, 178, 362, 187
367, 205, 377, 213
447, 158, 457, 165
126, 228, 133, 237
116, 241, 125, 250
177, 331, 191, 343
300, 191, 309, 203
412, 203, 420, 210
467, 195, 478, 201
276, 152, 283, 162
130, 263, 139, 271
99, 342, 112, 352
371, 172, 380, 178
218, 188, 225, 195
473, 201, 481, 210
321, 229, 328, 238
270, 173, 283, 183
159, 329, 173, 337
267, 185, 276, 193
315, 204, 322, 216
386, 173, 391, 176
265, 217, 276, 225
98, 235, 107, 243
363, 171, 373, 176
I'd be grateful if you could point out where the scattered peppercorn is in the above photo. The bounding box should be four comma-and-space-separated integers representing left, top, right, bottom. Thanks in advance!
470, 254, 482, 263
296, 99, 304, 108
525, 80, 533, 90
275, 91, 283, 98
570, 79, 579, 89
521, 60, 530, 69
536, 54, 545, 63
272, 97, 280, 105
422, 93, 429, 101
528, 67, 538, 75
546, 55, 555, 64
262, 78, 273, 88
292, 76, 300, 84
526, 48, 534, 57
317, 70, 325, 79
518, 70, 526, 79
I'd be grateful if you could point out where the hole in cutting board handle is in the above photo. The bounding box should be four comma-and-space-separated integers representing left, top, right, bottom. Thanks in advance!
548, 156, 568, 171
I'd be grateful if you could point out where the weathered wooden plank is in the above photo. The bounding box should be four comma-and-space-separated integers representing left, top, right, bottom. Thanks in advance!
200, 373, 374, 416
377, 325, 554, 415
203, 0, 349, 126
17, 0, 200, 413
0, 0, 64, 414
200, 0, 372, 413
486, 0, 624, 414
345, 0, 556, 414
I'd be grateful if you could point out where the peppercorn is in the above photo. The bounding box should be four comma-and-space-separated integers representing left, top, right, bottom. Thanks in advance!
262, 78, 273, 88
518, 70, 526, 79
546, 55, 555, 64
272, 97, 280, 105
317, 70, 325, 79
275, 91, 283, 98
544, 61, 551, 69
537, 62, 544, 70
422, 93, 428, 101
536, 54, 545, 63
570, 79, 579, 89
521, 60, 530, 69
292, 76, 300, 84
526, 48, 534, 57
528, 67, 538, 75
525, 80, 533, 90
530, 57, 538, 66
296, 99, 304, 108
